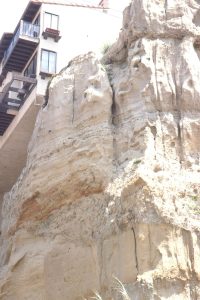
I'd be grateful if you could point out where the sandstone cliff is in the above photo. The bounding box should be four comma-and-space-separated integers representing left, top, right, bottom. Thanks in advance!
1, 0, 200, 299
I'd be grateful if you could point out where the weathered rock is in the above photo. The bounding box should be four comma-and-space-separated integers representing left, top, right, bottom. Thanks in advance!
1, 0, 200, 299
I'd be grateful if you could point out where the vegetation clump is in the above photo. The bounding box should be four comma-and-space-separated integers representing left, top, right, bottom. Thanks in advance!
101, 42, 112, 55
84, 277, 131, 300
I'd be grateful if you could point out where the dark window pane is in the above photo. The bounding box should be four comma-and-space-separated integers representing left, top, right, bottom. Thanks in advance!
24, 54, 37, 77
41, 50, 56, 74
34, 15, 40, 26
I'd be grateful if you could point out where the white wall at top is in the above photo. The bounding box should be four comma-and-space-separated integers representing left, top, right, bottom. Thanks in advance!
36, 3, 124, 95
108, 0, 131, 11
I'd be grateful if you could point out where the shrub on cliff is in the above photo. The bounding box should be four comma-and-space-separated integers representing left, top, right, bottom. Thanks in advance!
85, 277, 131, 300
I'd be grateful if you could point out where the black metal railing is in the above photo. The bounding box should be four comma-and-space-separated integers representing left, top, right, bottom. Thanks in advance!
21, 21, 40, 38
1, 21, 40, 69
0, 72, 37, 112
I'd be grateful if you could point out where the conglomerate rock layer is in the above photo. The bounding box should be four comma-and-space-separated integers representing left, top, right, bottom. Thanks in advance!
1, 0, 200, 299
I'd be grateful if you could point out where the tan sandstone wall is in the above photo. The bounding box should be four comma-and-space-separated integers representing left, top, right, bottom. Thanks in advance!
1, 0, 200, 299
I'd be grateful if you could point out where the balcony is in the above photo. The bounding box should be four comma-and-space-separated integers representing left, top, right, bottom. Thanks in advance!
0, 21, 40, 82
0, 72, 37, 135
42, 28, 61, 42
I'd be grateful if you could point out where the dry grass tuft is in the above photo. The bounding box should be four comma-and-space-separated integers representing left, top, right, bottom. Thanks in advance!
85, 277, 130, 300
112, 277, 131, 300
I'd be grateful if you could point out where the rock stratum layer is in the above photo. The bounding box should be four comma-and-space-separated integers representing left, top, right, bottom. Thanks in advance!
1, 0, 200, 299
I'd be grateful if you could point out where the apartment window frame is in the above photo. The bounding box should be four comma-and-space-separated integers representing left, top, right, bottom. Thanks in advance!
34, 14, 41, 26
44, 12, 59, 30
24, 53, 37, 78
40, 49, 57, 78
42, 12, 61, 42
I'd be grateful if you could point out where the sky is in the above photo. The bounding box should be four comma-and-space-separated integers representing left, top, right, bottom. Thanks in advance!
0, 0, 30, 38
0, 0, 128, 39
0, 0, 100, 38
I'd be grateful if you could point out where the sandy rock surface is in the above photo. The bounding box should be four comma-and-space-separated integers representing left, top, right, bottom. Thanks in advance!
1, 0, 200, 299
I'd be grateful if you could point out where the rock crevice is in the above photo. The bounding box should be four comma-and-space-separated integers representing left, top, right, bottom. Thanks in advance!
1, 0, 200, 299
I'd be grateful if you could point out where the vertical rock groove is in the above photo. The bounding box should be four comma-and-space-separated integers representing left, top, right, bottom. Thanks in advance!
1, 1, 200, 299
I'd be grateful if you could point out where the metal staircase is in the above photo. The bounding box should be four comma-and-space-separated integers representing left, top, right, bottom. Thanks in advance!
0, 72, 37, 135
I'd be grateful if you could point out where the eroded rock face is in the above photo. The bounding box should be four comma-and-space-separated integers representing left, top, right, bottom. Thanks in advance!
1, 0, 200, 299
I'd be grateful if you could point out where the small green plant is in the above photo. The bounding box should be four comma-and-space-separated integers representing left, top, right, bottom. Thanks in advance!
101, 42, 111, 55
134, 159, 142, 165
191, 195, 198, 201
193, 207, 200, 215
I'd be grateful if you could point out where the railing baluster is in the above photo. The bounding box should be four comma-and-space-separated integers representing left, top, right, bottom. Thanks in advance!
1, 21, 40, 69
21, 21, 40, 38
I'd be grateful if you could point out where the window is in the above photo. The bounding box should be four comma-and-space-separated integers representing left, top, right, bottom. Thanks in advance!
24, 54, 37, 77
44, 12, 59, 30
34, 15, 40, 26
40, 50, 57, 74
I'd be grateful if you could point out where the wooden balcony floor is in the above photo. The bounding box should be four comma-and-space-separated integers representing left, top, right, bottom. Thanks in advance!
0, 112, 15, 135
4, 38, 39, 73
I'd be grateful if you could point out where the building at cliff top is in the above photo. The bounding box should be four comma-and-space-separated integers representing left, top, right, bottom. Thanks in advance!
0, 0, 130, 203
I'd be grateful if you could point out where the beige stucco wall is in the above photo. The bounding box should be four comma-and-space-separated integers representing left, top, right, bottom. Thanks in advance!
36, 3, 125, 95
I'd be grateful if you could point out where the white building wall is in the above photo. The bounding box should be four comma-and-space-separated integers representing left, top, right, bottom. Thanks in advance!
107, 0, 131, 12
36, 3, 124, 95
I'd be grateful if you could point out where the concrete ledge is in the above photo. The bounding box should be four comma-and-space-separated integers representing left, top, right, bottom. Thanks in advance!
0, 88, 41, 202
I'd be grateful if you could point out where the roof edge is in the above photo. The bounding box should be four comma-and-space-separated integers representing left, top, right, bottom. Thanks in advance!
31, 0, 105, 9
